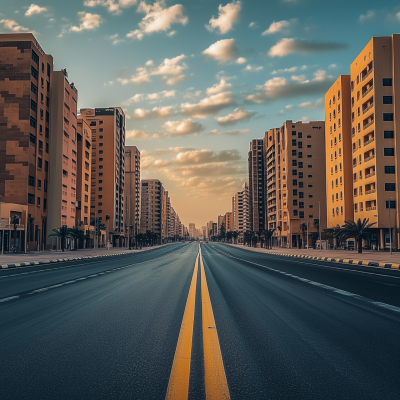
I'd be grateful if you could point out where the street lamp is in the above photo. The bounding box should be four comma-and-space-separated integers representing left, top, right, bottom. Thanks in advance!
388, 197, 393, 255
0, 194, 3, 255
318, 201, 321, 251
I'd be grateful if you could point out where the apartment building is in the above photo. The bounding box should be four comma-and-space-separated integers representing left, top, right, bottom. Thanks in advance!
242, 182, 250, 231
248, 139, 266, 232
225, 211, 233, 231
325, 75, 354, 229
169, 206, 176, 239
0, 33, 53, 251
264, 120, 327, 248
140, 179, 163, 237
233, 190, 244, 232
47, 70, 78, 248
125, 146, 141, 240
162, 190, 170, 241
217, 215, 224, 234
350, 35, 400, 248
80, 107, 126, 246
76, 116, 92, 233
189, 223, 195, 238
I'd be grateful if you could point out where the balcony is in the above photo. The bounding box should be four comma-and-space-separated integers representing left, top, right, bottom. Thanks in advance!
366, 206, 377, 211
365, 189, 376, 195
365, 171, 376, 179
364, 154, 375, 162
363, 102, 374, 115
363, 119, 374, 130
362, 66, 373, 81
362, 85, 373, 98
364, 137, 375, 147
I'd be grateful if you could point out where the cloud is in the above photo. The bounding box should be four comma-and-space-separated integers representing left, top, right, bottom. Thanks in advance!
162, 118, 205, 136
397, 12, 400, 21
216, 108, 255, 125
118, 55, 187, 85
262, 19, 297, 35
244, 64, 263, 72
208, 129, 250, 136
359, 10, 375, 23
174, 149, 241, 165
245, 70, 333, 104
206, 1, 241, 34
155, 147, 197, 155
236, 57, 246, 64
291, 74, 306, 82
269, 38, 348, 57
70, 12, 102, 32
203, 38, 239, 62
133, 106, 174, 119
181, 91, 235, 118
249, 22, 258, 28
25, 4, 48, 16
84, 0, 137, 15
108, 33, 124, 45
299, 98, 324, 109
103, 80, 114, 86
206, 78, 232, 96
0, 19, 29, 32
328, 64, 337, 69
126, 0, 188, 40
272, 66, 298, 74
126, 129, 149, 139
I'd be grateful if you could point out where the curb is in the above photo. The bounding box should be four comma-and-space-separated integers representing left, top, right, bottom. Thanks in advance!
0, 252, 132, 269
266, 252, 399, 270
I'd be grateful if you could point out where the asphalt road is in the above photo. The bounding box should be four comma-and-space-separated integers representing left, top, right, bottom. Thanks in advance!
1, 242, 399, 399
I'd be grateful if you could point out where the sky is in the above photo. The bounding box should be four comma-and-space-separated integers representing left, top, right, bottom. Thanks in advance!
1, 0, 400, 227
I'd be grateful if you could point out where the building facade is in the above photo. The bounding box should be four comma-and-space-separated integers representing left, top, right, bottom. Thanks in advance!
225, 211, 233, 231
140, 179, 162, 237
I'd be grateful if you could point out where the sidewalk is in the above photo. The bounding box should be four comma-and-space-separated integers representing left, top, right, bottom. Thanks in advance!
0, 246, 163, 268
229, 244, 399, 269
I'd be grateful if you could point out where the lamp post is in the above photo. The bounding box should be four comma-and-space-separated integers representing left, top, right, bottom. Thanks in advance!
318, 201, 321, 251
388, 197, 393, 255
0, 194, 3, 255
306, 221, 309, 250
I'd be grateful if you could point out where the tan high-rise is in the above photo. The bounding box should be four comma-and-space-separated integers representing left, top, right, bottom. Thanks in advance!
265, 120, 327, 248
225, 212, 233, 231
0, 33, 53, 251
325, 75, 354, 229
140, 179, 163, 237
350, 35, 400, 248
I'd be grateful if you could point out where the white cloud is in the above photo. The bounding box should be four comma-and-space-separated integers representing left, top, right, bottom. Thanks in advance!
70, 12, 102, 32
329, 64, 337, 69
181, 91, 235, 118
285, 104, 293, 109
206, 78, 232, 96
207, 129, 250, 136
133, 106, 174, 119
269, 38, 348, 57
108, 33, 124, 45
0, 19, 29, 32
126, 0, 188, 40
272, 66, 298, 74
162, 118, 205, 136
126, 129, 149, 139
299, 98, 324, 109
174, 149, 241, 165
249, 21, 257, 28
216, 108, 255, 125
25, 4, 48, 16
359, 10, 375, 23
203, 38, 239, 62
397, 12, 400, 21
236, 57, 246, 64
206, 1, 241, 34
291, 74, 306, 82
84, 0, 137, 15
262, 19, 296, 35
244, 64, 263, 72
103, 80, 114, 86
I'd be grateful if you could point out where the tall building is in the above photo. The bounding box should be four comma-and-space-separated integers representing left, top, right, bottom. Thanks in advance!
242, 182, 251, 231
350, 35, 400, 248
169, 206, 176, 239
189, 222, 195, 238
264, 120, 327, 248
125, 146, 141, 240
225, 211, 233, 231
233, 191, 244, 231
140, 179, 163, 237
217, 215, 224, 234
162, 189, 170, 241
80, 107, 126, 246
76, 116, 92, 231
0, 33, 53, 251
325, 75, 354, 229
248, 139, 266, 232
47, 70, 78, 248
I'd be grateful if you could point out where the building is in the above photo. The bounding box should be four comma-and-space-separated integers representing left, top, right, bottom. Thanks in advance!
325, 75, 354, 229
248, 139, 266, 232
189, 222, 195, 239
217, 215, 224, 234
242, 182, 251, 232
232, 191, 244, 231
140, 179, 163, 238
264, 120, 327, 248
349, 35, 400, 249
125, 146, 141, 243
225, 211, 233, 231
162, 190, 170, 241
80, 107, 126, 247
47, 70, 78, 249
0, 33, 53, 251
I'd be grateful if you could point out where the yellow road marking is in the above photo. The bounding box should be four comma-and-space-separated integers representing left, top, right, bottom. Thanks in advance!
199, 248, 230, 400
165, 254, 199, 400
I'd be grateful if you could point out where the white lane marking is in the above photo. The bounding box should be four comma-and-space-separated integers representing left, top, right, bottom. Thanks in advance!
210, 246, 400, 314
0, 296, 19, 303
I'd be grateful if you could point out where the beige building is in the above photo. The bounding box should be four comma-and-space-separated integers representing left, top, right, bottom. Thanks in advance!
325, 75, 354, 229
47, 70, 78, 248
189, 222, 196, 238
125, 146, 141, 242
140, 179, 163, 237
349, 35, 400, 248
0, 33, 53, 251
265, 120, 327, 248
162, 189, 170, 241
80, 107, 126, 247
225, 211, 233, 231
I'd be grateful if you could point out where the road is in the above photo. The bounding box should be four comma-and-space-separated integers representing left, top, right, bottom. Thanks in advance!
1, 242, 399, 399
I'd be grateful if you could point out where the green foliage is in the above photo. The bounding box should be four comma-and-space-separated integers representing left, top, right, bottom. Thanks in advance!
48, 225, 72, 252
336, 218, 376, 253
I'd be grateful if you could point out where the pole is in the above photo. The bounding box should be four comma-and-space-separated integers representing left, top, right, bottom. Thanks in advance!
0, 194, 2, 255
318, 201, 321, 251
388, 197, 392, 255
95, 212, 97, 251
307, 221, 309, 249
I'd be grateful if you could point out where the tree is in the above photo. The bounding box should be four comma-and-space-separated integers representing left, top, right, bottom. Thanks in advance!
232, 230, 239, 244
333, 224, 346, 249
299, 223, 308, 249
69, 228, 88, 250
337, 218, 376, 254
48, 226, 71, 252
276, 225, 282, 247
263, 229, 276, 249
308, 232, 319, 249
10, 215, 19, 247
226, 231, 233, 243
219, 223, 226, 241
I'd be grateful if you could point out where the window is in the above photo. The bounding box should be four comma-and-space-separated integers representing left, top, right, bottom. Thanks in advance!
386, 200, 396, 209
46, 81, 50, 92
308, 165, 312, 168
298, 142, 303, 149
31, 66, 38, 80
292, 139, 297, 146
292, 160, 297, 166
293, 210, 298, 216
299, 182, 304, 188
307, 155, 312, 158
298, 162, 303, 168
31, 50, 39, 64
307, 184, 312, 188
293, 179, 297, 186
31, 83, 38, 95
28, 193, 35, 204
99, 187, 103, 191
44, 179, 47, 193
45, 142, 49, 153
90, 121, 96, 126
37, 197, 41, 206
292, 131, 296, 136
293, 189, 298, 196
385, 183, 395, 191
40, 109, 43, 119
293, 200, 298, 206
383, 113, 394, 121
31, 100, 37, 112
308, 175, 313, 178
298, 152, 303, 159
43, 198, 47, 211
30, 117, 37, 128
299, 202, 304, 209
383, 96, 393, 104
45, 160, 48, 172
309, 205, 313, 208
385, 166, 395, 174
383, 78, 392, 86
29, 134, 36, 144
298, 132, 302, 138
299, 192, 304, 198
299, 211, 304, 219
292, 150, 297, 156
384, 148, 395, 156
45, 127, 49, 138
46, 111, 49, 123
308, 194, 313, 198
28, 175, 35, 186
384, 130, 394, 139
307, 144, 311, 148
47, 63, 51, 77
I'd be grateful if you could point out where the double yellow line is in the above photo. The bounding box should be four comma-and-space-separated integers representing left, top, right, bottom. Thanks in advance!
166, 247, 230, 400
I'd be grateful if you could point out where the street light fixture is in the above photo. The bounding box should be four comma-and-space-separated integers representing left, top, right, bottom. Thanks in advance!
388, 197, 393, 255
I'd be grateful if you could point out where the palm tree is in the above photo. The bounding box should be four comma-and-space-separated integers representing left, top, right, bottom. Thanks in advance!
263, 229, 276, 249
48, 226, 71, 252
333, 224, 346, 249
299, 222, 307, 249
256, 231, 263, 247
69, 228, 88, 250
337, 218, 376, 253
232, 230, 239, 244
10, 215, 19, 249
226, 231, 233, 243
